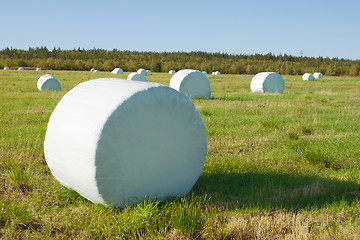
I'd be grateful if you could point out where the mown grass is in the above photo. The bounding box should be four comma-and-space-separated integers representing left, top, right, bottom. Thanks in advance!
1, 70, 360, 239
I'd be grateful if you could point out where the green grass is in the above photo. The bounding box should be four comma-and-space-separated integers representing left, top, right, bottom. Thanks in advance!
1, 70, 360, 239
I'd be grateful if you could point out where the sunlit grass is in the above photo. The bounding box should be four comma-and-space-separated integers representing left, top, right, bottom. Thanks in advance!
1, 70, 360, 239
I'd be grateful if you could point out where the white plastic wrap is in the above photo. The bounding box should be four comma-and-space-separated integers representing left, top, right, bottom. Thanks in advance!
202, 71, 207, 74
137, 68, 147, 76
313, 72, 323, 78
18, 67, 24, 71
302, 73, 315, 81
146, 70, 151, 74
37, 74, 61, 91
3, 67, 9, 70
36, 68, 42, 71
127, 73, 147, 82
169, 70, 176, 74
112, 68, 123, 74
44, 78, 207, 207
169, 69, 211, 99
250, 72, 285, 93
90, 68, 95, 72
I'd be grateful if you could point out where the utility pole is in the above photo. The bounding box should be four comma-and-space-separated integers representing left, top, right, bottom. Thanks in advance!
300, 50, 303, 57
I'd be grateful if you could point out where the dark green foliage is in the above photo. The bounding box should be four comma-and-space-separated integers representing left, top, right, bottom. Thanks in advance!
150, 61, 162, 72
1, 48, 359, 75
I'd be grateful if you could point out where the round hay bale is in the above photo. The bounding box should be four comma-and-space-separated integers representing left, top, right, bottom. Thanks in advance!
36, 68, 42, 71
18, 67, 24, 71
93, 70, 100, 73
302, 73, 315, 81
127, 72, 148, 82
37, 74, 61, 91
202, 71, 207, 75
250, 72, 285, 93
169, 70, 176, 74
146, 70, 151, 74
112, 68, 123, 74
44, 78, 207, 207
313, 72, 323, 78
211, 72, 215, 75
90, 68, 95, 72
137, 68, 147, 76
215, 71, 221, 75
169, 69, 211, 99
3, 66, 9, 70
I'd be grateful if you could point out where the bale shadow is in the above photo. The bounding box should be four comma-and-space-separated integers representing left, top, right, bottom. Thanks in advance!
192, 172, 360, 210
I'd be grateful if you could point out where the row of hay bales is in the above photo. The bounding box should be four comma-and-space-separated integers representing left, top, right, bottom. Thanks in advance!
169, 70, 220, 75
302, 72, 323, 81
40, 68, 325, 208
36, 69, 324, 96
3, 66, 42, 71
250, 72, 323, 93
91, 67, 152, 76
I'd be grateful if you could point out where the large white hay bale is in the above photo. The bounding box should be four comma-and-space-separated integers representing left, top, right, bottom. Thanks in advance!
37, 74, 61, 91
313, 72, 323, 78
169, 70, 176, 74
18, 67, 24, 71
93, 70, 100, 73
302, 73, 315, 81
112, 68, 123, 74
215, 71, 221, 75
90, 68, 95, 72
211, 72, 215, 75
3, 66, 9, 70
146, 70, 151, 74
169, 69, 211, 99
36, 68, 42, 71
44, 78, 207, 207
250, 72, 285, 93
137, 68, 147, 76
127, 72, 148, 82
202, 71, 207, 74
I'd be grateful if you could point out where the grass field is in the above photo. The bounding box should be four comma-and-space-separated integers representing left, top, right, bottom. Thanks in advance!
1, 70, 360, 239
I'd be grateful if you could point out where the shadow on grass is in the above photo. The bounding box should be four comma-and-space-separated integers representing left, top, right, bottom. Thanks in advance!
192, 172, 360, 210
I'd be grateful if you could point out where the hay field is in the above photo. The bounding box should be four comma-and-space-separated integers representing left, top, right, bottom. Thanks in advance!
1, 70, 360, 239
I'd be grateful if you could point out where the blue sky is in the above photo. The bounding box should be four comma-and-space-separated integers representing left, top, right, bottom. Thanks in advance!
1, 0, 359, 59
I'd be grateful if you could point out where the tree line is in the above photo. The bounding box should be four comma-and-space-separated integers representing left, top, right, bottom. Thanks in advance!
1, 47, 359, 76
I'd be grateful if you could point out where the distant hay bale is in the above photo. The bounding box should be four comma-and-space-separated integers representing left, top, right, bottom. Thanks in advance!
137, 68, 147, 76
169, 70, 176, 74
37, 74, 61, 91
44, 78, 207, 207
112, 68, 123, 74
215, 71, 221, 75
313, 72, 323, 78
90, 68, 95, 72
93, 70, 100, 73
18, 67, 24, 71
302, 73, 315, 81
3, 67, 9, 70
202, 71, 207, 74
211, 72, 215, 75
146, 70, 151, 74
127, 72, 148, 82
169, 69, 211, 99
250, 72, 285, 93
36, 68, 42, 71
